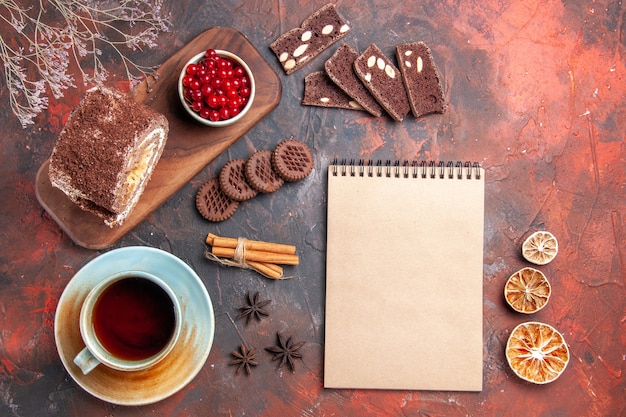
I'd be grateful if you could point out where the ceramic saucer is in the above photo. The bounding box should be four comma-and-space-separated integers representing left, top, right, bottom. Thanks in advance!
55, 246, 214, 405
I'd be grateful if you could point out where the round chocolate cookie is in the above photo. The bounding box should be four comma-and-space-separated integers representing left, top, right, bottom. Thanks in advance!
272, 139, 314, 182
244, 150, 284, 193
219, 158, 258, 201
195, 179, 239, 222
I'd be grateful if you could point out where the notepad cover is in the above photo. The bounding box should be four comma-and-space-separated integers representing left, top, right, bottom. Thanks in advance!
324, 162, 484, 391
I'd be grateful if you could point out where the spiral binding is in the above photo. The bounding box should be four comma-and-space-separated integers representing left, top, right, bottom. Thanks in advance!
330, 159, 482, 180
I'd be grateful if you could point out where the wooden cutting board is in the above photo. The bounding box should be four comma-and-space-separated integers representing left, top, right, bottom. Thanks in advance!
35, 27, 282, 249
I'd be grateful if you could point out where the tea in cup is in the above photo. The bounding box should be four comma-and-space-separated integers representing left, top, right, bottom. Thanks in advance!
73, 270, 181, 374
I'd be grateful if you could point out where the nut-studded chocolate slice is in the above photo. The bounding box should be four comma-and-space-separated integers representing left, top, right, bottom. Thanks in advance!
219, 158, 258, 201
272, 139, 314, 182
396, 42, 446, 118
325, 43, 383, 117
195, 179, 239, 222
245, 150, 284, 193
353, 44, 410, 121
302, 71, 364, 111
270, 3, 350, 75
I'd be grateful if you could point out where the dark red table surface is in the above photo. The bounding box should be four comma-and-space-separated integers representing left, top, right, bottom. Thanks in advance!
1, 1, 624, 416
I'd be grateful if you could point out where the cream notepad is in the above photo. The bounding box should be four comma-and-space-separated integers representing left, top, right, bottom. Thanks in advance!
324, 160, 484, 391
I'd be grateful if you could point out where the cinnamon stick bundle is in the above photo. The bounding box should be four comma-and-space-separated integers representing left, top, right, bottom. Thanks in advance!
205, 233, 298, 279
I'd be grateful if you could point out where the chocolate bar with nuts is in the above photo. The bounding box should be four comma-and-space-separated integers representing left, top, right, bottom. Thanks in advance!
396, 42, 446, 118
353, 44, 410, 121
302, 71, 364, 111
270, 3, 350, 75
325, 43, 383, 117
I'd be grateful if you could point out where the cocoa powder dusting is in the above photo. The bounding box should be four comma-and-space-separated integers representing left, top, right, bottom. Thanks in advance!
50, 88, 158, 212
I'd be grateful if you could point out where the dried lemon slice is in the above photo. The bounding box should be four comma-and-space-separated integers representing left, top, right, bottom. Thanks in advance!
506, 321, 569, 384
504, 267, 551, 314
522, 231, 558, 265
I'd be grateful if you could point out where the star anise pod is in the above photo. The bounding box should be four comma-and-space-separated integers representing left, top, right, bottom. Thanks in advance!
237, 291, 271, 324
265, 332, 305, 372
229, 344, 258, 375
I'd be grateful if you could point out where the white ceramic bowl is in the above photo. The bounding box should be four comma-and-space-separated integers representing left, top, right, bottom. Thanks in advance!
178, 50, 255, 127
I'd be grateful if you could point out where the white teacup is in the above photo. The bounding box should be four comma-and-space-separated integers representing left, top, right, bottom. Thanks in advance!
73, 270, 181, 375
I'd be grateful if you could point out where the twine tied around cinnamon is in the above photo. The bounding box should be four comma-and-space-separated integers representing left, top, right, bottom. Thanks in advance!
204, 233, 298, 279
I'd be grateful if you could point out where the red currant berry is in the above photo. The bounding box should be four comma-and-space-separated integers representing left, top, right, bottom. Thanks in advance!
230, 106, 241, 117
200, 108, 212, 119
226, 88, 239, 99
222, 79, 233, 90
201, 84, 213, 97
217, 58, 229, 71
189, 79, 201, 90
239, 86, 251, 98
207, 94, 220, 109
219, 107, 231, 120
205, 49, 217, 59
199, 73, 212, 85
209, 110, 221, 122
218, 68, 229, 80
233, 66, 245, 78
182, 74, 195, 87
228, 96, 242, 109
191, 100, 204, 112
231, 78, 241, 89
211, 77, 223, 89
191, 89, 203, 101
217, 95, 228, 107
186, 63, 199, 75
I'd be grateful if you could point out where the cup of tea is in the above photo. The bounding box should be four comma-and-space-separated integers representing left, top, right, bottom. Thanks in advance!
73, 270, 182, 375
